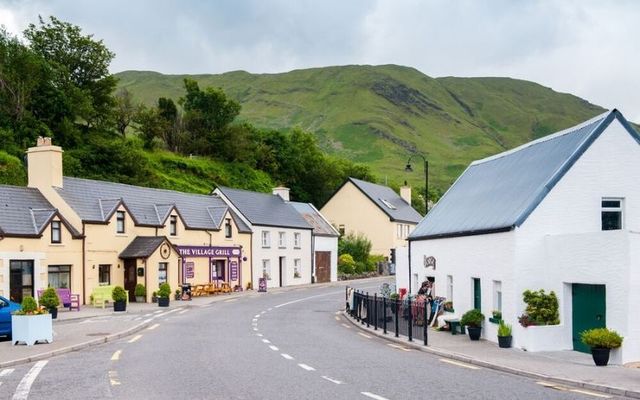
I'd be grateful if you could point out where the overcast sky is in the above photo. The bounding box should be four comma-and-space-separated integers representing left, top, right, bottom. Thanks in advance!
2, 0, 639, 120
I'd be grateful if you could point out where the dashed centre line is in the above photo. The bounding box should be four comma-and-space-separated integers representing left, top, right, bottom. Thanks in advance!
269, 345, 279, 351
321, 376, 343, 385
298, 363, 315, 371
128, 334, 143, 343
254, 314, 261, 318
361, 392, 389, 400
12, 360, 48, 400
111, 350, 122, 361
147, 323, 160, 330
262, 339, 271, 344
281, 354, 294, 360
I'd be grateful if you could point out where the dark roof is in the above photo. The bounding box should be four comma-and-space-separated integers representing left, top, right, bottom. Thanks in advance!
216, 187, 312, 230
0, 185, 80, 237
410, 110, 640, 240
119, 236, 169, 259
344, 178, 422, 223
56, 177, 245, 231
290, 202, 339, 237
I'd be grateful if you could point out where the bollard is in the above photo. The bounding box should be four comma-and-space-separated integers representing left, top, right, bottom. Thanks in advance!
394, 299, 399, 338
374, 293, 378, 331
423, 299, 428, 346
383, 297, 387, 334
408, 298, 413, 342
365, 292, 370, 328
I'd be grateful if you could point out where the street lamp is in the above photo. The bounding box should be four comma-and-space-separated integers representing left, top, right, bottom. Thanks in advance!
405, 153, 429, 214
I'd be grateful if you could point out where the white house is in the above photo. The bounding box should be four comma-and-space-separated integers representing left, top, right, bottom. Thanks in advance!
401, 110, 640, 364
290, 201, 339, 283
214, 186, 314, 288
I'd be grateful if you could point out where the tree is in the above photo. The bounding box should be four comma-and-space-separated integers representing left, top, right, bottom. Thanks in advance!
134, 105, 165, 149
157, 97, 182, 152
113, 88, 138, 137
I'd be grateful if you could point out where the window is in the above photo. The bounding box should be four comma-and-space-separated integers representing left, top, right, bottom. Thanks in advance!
294, 232, 301, 248
99, 265, 111, 285
278, 232, 286, 248
48, 265, 71, 289
397, 224, 403, 239
159, 262, 168, 285
116, 211, 125, 234
261, 231, 270, 248
602, 198, 623, 230
380, 198, 397, 210
446, 275, 453, 301
294, 259, 301, 278
51, 221, 61, 243
262, 259, 271, 280
404, 224, 410, 238
224, 218, 232, 238
338, 225, 345, 236
169, 215, 177, 236
493, 281, 502, 313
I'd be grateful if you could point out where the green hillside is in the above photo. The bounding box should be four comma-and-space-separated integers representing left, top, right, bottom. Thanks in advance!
116, 65, 605, 191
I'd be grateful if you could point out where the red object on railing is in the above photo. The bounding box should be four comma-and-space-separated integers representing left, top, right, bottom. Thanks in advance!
399, 288, 407, 299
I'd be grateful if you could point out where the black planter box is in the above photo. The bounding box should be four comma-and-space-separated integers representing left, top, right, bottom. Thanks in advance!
498, 335, 512, 348
467, 326, 482, 340
158, 297, 170, 307
591, 347, 610, 366
114, 300, 127, 312
49, 307, 58, 319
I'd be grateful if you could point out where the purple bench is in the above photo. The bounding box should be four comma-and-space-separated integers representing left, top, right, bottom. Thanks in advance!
36, 288, 80, 311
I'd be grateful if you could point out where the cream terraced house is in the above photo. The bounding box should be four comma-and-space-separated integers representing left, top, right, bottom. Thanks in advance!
320, 177, 422, 258
213, 186, 314, 289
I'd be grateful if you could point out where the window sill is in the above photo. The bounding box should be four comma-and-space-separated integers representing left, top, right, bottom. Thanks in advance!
294, 246, 301, 250
115, 234, 128, 237
489, 317, 502, 324
49, 243, 64, 246
262, 246, 271, 249
278, 247, 287, 249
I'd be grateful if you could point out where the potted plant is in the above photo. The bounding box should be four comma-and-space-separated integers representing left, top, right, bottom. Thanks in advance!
174, 289, 181, 301
389, 292, 399, 314
580, 328, 623, 366
112, 286, 127, 312
11, 296, 52, 346
39, 287, 60, 319
134, 284, 146, 303
497, 320, 512, 348
460, 309, 485, 340
151, 291, 158, 303
157, 283, 171, 307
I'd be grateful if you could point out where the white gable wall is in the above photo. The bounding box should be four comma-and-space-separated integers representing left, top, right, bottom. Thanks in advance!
313, 236, 338, 282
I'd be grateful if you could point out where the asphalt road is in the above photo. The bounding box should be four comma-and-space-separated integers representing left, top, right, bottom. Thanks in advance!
0, 279, 626, 399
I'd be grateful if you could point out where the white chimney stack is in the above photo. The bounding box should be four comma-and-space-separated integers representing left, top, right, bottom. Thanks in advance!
400, 182, 411, 204
272, 186, 290, 202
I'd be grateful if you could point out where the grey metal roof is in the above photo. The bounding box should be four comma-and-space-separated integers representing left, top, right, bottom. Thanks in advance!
57, 177, 234, 230
410, 110, 640, 240
345, 178, 422, 223
0, 185, 69, 237
216, 187, 312, 230
290, 202, 339, 237
119, 236, 168, 259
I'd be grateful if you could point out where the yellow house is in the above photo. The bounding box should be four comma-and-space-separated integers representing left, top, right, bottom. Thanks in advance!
22, 137, 252, 303
320, 177, 422, 258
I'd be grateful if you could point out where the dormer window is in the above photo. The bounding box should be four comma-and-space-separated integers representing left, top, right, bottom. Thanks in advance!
51, 221, 61, 243
116, 211, 125, 233
170, 215, 177, 236
225, 218, 232, 238
380, 198, 397, 210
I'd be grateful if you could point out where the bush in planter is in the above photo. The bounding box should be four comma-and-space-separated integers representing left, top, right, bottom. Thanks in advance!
522, 289, 559, 326
39, 288, 60, 319
581, 328, 623, 366
112, 286, 127, 312
461, 309, 485, 341
134, 284, 146, 302
157, 283, 171, 307
12, 296, 52, 345
14, 296, 47, 316
497, 321, 513, 348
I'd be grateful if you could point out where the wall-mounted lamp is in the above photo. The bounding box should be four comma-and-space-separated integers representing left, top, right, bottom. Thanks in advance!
92, 265, 95, 269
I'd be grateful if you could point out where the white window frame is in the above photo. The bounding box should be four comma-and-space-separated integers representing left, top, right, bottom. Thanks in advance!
601, 197, 624, 231
294, 232, 301, 248
51, 220, 62, 243
397, 224, 402, 239
159, 262, 168, 285
116, 211, 125, 234
278, 232, 286, 248
294, 259, 301, 278
493, 280, 502, 313
446, 275, 453, 302
169, 215, 177, 236
261, 231, 270, 248
262, 259, 271, 280
404, 224, 410, 238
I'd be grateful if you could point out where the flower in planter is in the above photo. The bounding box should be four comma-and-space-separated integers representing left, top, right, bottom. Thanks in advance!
492, 310, 502, 320
518, 313, 538, 327
13, 296, 48, 316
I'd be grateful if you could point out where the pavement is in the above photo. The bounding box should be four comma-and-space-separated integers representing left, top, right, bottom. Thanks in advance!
343, 307, 640, 399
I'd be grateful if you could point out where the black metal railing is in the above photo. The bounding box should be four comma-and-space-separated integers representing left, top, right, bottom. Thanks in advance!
345, 287, 428, 346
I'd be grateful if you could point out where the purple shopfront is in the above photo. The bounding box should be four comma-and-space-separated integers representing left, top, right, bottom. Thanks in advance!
176, 246, 243, 286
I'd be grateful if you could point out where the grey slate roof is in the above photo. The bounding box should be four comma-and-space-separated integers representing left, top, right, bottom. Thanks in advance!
119, 236, 168, 259
216, 187, 312, 230
290, 202, 339, 237
0, 185, 79, 237
56, 177, 250, 232
344, 178, 422, 224
410, 110, 640, 240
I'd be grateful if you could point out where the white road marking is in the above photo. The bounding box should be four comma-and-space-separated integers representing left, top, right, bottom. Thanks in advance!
256, 333, 263, 337
358, 332, 372, 339
147, 323, 160, 330
252, 318, 258, 322
274, 290, 343, 308
262, 339, 271, 344
224, 298, 237, 303
439, 358, 479, 370
334, 316, 340, 321
298, 363, 315, 371
108, 370, 120, 386
178, 309, 189, 314
536, 382, 610, 398
128, 334, 143, 343
268, 307, 273, 311
133, 317, 141, 321
321, 376, 343, 384
12, 360, 48, 400
361, 392, 389, 400
269, 345, 279, 351
335, 311, 341, 315
253, 328, 258, 331
341, 323, 351, 329
111, 350, 122, 361
261, 311, 266, 314
0, 368, 14, 377
254, 314, 261, 318
281, 353, 294, 360
569, 389, 611, 398
153, 310, 163, 314
387, 343, 411, 352
143, 313, 153, 317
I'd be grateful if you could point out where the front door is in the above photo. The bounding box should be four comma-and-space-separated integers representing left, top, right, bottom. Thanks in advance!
124, 259, 137, 302
473, 278, 481, 311
279, 257, 285, 287
315, 252, 331, 283
10, 260, 34, 303
572, 284, 606, 353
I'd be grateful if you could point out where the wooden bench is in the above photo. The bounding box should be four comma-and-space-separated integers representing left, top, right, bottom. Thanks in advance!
37, 288, 80, 311
90, 285, 129, 308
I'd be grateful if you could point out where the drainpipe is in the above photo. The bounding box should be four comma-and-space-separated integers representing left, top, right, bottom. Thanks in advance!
249, 232, 254, 290
82, 222, 86, 305
408, 239, 412, 294
144, 258, 148, 302
310, 231, 315, 284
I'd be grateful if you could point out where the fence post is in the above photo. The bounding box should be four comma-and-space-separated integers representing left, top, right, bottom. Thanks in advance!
408, 297, 413, 342
423, 299, 428, 346
374, 293, 378, 331
365, 292, 370, 328
383, 297, 387, 334
394, 299, 399, 338
356, 291, 361, 322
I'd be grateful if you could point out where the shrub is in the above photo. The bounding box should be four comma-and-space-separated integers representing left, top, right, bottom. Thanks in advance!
498, 321, 512, 337
134, 284, 146, 297
354, 261, 368, 274
14, 296, 47, 315
157, 283, 171, 298
460, 309, 485, 328
39, 287, 60, 309
389, 293, 399, 301
338, 233, 372, 264
522, 289, 559, 326
112, 286, 128, 302
338, 254, 356, 275
581, 328, 623, 349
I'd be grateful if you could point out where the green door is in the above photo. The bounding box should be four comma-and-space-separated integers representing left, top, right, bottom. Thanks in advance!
473, 278, 481, 311
572, 284, 606, 353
